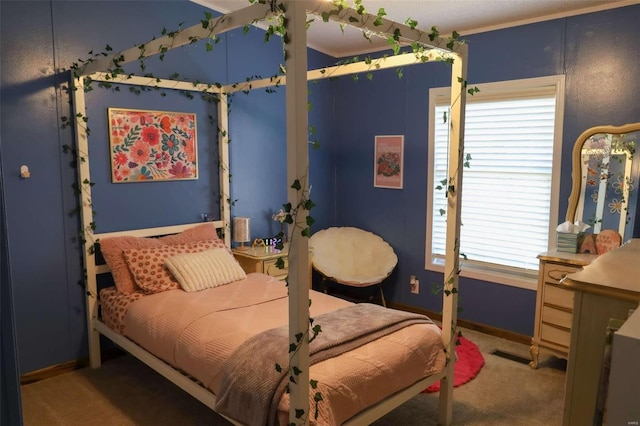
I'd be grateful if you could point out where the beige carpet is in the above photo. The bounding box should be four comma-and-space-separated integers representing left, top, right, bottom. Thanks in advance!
21, 328, 566, 426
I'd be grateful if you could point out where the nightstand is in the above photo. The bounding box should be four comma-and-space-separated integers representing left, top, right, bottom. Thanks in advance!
232, 244, 289, 281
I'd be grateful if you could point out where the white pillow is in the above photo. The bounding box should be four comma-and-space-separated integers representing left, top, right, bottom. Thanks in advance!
164, 248, 247, 292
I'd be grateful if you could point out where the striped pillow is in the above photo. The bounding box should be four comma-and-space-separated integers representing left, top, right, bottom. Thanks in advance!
164, 248, 247, 292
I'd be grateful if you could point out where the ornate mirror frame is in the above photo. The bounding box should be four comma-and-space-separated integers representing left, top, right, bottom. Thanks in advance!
566, 122, 640, 240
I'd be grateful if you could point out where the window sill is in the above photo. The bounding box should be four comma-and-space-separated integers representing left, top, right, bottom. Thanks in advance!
426, 258, 537, 291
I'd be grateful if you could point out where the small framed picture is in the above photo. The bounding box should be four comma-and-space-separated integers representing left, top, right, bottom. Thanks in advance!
374, 135, 404, 189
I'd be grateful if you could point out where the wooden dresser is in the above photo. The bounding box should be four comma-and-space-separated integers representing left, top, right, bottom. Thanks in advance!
529, 250, 598, 368
561, 239, 640, 426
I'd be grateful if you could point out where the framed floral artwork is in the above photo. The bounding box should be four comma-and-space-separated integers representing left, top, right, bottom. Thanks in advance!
374, 135, 404, 189
108, 108, 198, 182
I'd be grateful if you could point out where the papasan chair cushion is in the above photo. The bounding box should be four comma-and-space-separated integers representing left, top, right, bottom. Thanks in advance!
309, 227, 398, 287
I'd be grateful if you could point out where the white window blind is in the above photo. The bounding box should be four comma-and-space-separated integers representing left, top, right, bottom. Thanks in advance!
427, 76, 564, 287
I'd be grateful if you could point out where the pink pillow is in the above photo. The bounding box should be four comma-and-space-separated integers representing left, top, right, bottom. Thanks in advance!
160, 223, 228, 248
99, 223, 227, 294
123, 241, 224, 294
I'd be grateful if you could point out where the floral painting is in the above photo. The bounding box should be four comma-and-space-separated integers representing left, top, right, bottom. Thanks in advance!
374, 135, 404, 189
108, 108, 197, 182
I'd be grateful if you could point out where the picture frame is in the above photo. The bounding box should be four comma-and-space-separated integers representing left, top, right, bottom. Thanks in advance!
374, 135, 404, 189
108, 107, 198, 183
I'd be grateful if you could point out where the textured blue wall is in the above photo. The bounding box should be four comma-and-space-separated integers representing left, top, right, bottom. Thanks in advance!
2, 0, 81, 376
226, 27, 337, 238
1, 0, 639, 376
333, 5, 640, 334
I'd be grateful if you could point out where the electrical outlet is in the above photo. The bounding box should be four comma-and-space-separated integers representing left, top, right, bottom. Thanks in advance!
410, 275, 419, 294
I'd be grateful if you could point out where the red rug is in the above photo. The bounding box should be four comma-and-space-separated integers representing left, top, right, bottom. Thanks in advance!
423, 333, 485, 393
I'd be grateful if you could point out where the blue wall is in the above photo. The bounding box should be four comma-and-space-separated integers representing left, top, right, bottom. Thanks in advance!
226, 28, 337, 237
0, 0, 639, 382
333, 6, 640, 333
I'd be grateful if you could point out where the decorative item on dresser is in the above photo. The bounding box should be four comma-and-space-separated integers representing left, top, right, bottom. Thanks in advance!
232, 217, 250, 251
530, 250, 597, 368
232, 242, 290, 282
272, 208, 288, 243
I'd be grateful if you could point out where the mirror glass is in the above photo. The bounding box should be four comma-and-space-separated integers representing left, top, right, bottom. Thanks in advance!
567, 123, 640, 241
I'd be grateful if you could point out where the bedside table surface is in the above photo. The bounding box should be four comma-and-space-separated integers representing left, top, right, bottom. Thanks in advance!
232, 243, 289, 260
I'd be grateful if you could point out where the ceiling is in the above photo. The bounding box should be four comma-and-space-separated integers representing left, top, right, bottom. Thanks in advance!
193, 0, 638, 57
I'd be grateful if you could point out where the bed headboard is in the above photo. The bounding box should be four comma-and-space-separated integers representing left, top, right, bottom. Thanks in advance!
92, 220, 227, 276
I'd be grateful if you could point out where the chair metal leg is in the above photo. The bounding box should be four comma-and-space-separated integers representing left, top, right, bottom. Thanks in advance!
379, 284, 386, 307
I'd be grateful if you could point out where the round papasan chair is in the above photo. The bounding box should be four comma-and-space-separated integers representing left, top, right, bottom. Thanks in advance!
309, 227, 398, 306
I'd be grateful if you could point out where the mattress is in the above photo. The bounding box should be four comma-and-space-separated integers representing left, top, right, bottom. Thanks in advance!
100, 273, 445, 425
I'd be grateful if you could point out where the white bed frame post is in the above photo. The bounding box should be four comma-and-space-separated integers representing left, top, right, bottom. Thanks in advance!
438, 44, 468, 426
71, 74, 102, 369
284, 1, 312, 422
217, 93, 232, 246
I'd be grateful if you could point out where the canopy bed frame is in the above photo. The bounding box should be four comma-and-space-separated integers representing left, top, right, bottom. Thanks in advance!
71, 1, 467, 424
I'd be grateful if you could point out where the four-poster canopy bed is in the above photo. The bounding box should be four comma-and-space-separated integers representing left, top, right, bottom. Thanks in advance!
71, 1, 467, 424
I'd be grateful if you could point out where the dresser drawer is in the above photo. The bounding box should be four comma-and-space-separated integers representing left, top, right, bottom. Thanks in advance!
542, 305, 572, 329
540, 323, 571, 348
543, 263, 581, 285
264, 258, 288, 277
544, 284, 574, 310
234, 257, 262, 274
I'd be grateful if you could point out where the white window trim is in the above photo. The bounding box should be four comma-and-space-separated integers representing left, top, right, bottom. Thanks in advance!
425, 75, 565, 291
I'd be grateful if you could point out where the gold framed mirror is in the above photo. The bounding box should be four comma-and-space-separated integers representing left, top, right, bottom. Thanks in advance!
566, 122, 639, 241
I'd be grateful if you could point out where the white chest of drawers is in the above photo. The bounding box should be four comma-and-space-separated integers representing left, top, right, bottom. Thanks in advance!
529, 250, 597, 368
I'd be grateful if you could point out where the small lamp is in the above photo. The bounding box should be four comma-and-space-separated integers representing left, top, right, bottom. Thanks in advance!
233, 217, 251, 251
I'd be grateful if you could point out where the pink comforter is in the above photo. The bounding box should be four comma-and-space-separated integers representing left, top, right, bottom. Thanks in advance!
120, 273, 445, 425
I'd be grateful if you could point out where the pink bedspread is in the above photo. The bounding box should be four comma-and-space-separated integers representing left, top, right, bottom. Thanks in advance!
106, 273, 445, 425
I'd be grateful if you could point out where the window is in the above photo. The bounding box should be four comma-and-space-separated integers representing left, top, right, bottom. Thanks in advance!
426, 76, 565, 290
